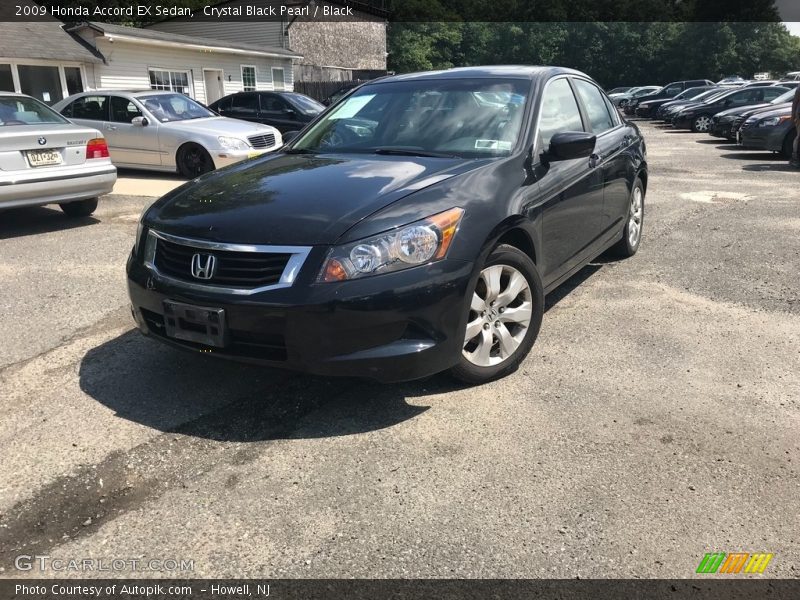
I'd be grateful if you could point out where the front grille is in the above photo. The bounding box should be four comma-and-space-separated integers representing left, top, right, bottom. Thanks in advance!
741, 117, 759, 130
154, 237, 291, 288
247, 133, 277, 149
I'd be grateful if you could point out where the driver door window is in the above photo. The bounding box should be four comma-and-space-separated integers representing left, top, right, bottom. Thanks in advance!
538, 78, 585, 150
109, 96, 142, 123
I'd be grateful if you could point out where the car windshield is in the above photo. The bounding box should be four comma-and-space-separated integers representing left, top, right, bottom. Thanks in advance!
283, 93, 324, 115
138, 93, 214, 122
0, 95, 69, 126
633, 88, 658, 97
290, 78, 530, 158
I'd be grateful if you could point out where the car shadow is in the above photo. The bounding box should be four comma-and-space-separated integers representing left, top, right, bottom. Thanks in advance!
742, 163, 798, 172
695, 139, 734, 145
719, 151, 783, 161
0, 205, 98, 240
79, 330, 438, 443
545, 263, 603, 312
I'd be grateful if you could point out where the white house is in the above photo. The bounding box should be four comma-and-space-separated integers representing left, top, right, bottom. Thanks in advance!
0, 19, 302, 106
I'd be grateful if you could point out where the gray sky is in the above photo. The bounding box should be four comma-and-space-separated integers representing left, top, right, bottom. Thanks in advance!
784, 22, 800, 37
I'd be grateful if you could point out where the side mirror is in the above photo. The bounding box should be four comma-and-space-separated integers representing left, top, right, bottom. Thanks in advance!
282, 130, 300, 143
132, 116, 148, 127
546, 131, 596, 161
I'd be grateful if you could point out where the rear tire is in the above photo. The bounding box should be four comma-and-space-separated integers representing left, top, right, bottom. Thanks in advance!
59, 197, 98, 217
451, 245, 544, 385
608, 177, 644, 258
177, 143, 215, 179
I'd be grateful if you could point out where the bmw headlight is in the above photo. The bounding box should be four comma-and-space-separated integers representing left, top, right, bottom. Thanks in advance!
318, 207, 464, 282
757, 116, 790, 127
218, 136, 250, 151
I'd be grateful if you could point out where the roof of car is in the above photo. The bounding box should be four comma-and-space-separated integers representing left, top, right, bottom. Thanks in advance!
376, 66, 589, 83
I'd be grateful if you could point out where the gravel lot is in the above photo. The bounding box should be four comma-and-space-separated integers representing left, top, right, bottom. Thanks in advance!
1, 121, 798, 579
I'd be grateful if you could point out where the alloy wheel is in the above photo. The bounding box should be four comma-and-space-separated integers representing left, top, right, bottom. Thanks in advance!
628, 186, 643, 248
694, 116, 712, 132
463, 264, 533, 367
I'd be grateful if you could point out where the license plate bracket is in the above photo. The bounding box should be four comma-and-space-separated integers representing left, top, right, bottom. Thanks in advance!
27, 149, 62, 167
163, 300, 228, 347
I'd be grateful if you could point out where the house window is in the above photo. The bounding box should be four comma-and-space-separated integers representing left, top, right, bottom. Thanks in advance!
241, 65, 256, 91
63, 67, 84, 96
17, 65, 63, 104
271, 67, 285, 91
0, 64, 14, 92
148, 68, 191, 96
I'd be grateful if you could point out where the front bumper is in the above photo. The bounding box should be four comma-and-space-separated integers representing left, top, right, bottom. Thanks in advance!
213, 147, 277, 169
635, 106, 653, 117
739, 126, 789, 152
127, 251, 474, 382
710, 121, 735, 138
0, 165, 117, 210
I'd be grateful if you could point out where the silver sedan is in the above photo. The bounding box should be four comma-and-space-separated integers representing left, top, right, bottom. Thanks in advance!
54, 90, 282, 178
0, 93, 117, 217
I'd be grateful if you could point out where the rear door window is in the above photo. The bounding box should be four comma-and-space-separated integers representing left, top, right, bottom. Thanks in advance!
67, 95, 108, 121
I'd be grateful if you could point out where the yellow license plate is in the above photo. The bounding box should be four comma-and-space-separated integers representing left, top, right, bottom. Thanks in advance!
27, 149, 62, 167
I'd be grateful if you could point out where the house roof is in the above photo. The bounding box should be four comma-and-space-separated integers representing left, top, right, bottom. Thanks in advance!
66, 22, 302, 60
0, 21, 102, 63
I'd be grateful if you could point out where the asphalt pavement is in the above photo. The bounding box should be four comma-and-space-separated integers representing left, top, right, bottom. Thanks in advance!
0, 122, 798, 579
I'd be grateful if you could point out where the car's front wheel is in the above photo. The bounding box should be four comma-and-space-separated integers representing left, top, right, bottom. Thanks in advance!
692, 115, 712, 133
177, 143, 215, 178
59, 197, 98, 218
451, 244, 544, 384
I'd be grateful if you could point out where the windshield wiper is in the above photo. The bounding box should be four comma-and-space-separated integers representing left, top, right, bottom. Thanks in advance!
371, 147, 459, 158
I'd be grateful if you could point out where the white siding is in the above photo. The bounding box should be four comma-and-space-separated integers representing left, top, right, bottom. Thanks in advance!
85, 39, 294, 104
148, 20, 285, 50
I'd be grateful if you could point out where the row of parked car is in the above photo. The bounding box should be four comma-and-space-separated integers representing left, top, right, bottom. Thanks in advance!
0, 88, 326, 217
608, 76, 799, 157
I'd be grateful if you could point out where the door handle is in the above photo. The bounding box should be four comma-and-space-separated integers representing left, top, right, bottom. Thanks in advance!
105, 124, 117, 131
589, 153, 602, 168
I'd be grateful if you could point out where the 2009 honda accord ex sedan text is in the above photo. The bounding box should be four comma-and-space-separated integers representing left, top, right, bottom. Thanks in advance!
128, 66, 648, 384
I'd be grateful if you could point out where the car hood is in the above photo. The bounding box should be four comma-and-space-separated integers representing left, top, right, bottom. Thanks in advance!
145, 152, 482, 245
749, 104, 792, 119
715, 103, 770, 118
161, 117, 278, 137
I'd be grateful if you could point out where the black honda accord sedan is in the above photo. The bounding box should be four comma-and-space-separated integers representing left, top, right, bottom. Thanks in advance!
128, 66, 647, 384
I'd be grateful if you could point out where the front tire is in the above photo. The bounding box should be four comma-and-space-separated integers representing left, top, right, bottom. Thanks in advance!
59, 197, 98, 217
451, 245, 544, 385
692, 115, 712, 133
177, 144, 215, 178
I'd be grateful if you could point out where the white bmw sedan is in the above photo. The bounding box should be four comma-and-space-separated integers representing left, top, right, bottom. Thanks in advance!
0, 93, 116, 217
54, 91, 283, 178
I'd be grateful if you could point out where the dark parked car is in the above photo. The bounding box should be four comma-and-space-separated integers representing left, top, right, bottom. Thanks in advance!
672, 86, 789, 132
128, 66, 647, 384
655, 88, 725, 120
738, 104, 796, 157
209, 91, 324, 133
710, 88, 796, 140
624, 79, 714, 115
636, 85, 715, 118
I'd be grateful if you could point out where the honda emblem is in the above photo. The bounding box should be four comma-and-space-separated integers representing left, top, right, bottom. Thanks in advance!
190, 253, 217, 280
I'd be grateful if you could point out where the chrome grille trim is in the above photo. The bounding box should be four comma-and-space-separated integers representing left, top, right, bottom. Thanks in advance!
143, 229, 311, 296
247, 133, 277, 149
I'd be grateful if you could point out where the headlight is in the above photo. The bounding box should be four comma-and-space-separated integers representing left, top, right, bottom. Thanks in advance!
218, 136, 250, 151
318, 207, 464, 282
757, 116, 790, 127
